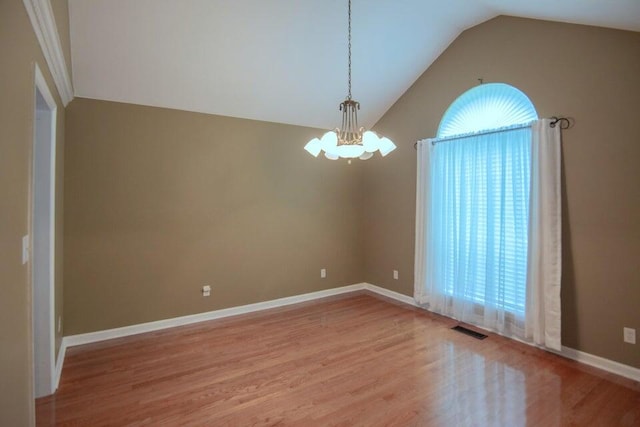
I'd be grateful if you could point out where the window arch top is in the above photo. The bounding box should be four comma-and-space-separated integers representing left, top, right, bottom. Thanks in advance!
437, 83, 538, 138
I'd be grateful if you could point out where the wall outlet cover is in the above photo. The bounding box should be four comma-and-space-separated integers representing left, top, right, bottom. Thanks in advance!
623, 327, 636, 344
22, 235, 30, 265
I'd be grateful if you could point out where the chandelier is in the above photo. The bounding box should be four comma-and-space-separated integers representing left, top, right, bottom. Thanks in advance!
304, 0, 396, 160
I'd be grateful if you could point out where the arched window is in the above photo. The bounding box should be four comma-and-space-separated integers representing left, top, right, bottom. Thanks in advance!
417, 83, 538, 330
416, 82, 562, 350
437, 83, 538, 137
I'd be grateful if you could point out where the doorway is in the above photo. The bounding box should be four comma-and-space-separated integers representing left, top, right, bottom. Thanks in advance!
32, 64, 57, 398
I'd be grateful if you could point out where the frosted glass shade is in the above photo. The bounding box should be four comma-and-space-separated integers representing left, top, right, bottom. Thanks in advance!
362, 131, 380, 153
303, 138, 322, 157
320, 131, 338, 150
324, 151, 339, 160
378, 137, 397, 157
336, 144, 365, 158
303, 129, 395, 160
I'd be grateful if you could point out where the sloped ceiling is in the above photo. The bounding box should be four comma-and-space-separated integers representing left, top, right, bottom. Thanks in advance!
68, 0, 640, 129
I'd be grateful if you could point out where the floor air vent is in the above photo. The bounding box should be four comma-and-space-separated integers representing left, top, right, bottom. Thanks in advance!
452, 325, 488, 340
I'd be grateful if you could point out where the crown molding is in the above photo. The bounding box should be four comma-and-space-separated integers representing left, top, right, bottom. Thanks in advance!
23, 0, 73, 106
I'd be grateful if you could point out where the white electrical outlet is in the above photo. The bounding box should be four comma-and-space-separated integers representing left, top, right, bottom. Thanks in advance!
320, 268, 326, 279
202, 285, 211, 297
22, 235, 29, 265
393, 270, 399, 280
623, 327, 636, 344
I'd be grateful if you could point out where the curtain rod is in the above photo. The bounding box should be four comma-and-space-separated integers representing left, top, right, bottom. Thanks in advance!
414, 116, 570, 149
549, 116, 570, 129
429, 123, 531, 145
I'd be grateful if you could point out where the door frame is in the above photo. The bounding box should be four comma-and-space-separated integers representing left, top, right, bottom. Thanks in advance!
31, 63, 57, 398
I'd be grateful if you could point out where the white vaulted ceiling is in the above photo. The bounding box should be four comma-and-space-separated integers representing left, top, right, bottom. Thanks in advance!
68, 0, 640, 129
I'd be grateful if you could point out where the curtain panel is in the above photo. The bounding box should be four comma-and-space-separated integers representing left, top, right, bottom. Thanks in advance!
414, 119, 562, 350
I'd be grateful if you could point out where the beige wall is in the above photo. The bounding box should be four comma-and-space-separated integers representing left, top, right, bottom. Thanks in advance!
364, 16, 640, 368
63, 98, 364, 334
0, 0, 68, 425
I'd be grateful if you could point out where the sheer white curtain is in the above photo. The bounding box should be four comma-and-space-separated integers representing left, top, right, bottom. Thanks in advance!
414, 119, 562, 350
525, 119, 562, 349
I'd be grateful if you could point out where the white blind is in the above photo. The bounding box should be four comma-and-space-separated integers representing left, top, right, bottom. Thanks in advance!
430, 125, 531, 315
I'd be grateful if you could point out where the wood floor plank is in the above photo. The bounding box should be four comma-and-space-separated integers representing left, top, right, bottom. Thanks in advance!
36, 292, 640, 426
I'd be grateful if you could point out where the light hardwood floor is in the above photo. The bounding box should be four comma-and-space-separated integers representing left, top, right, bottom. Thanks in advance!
37, 292, 640, 426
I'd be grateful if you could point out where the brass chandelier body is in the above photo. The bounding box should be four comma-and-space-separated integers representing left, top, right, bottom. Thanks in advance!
303, 0, 396, 160
338, 99, 363, 146
337, 0, 363, 146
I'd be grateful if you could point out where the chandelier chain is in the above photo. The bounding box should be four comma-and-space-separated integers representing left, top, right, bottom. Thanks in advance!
347, 0, 352, 100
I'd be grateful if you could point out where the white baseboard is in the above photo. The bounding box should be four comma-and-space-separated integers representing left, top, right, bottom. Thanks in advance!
554, 346, 640, 382
59, 282, 639, 384
64, 283, 367, 347
363, 283, 419, 307
54, 339, 66, 391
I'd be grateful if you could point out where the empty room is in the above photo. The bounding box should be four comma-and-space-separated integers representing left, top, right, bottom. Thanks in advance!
2, 0, 639, 425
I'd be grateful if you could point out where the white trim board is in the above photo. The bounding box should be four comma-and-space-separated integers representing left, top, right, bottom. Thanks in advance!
364, 283, 419, 307
64, 284, 367, 347
23, 0, 74, 105
54, 341, 66, 391
551, 346, 640, 383
31, 63, 58, 398
60, 282, 639, 384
